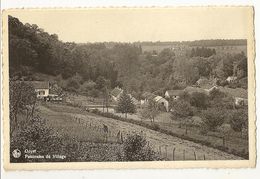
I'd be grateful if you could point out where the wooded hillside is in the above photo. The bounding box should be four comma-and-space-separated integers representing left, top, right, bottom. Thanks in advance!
9, 15, 248, 98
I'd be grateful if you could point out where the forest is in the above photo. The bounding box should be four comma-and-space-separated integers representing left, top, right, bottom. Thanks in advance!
9, 15, 248, 99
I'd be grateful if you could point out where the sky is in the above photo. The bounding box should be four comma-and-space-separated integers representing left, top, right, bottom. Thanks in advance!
7, 7, 252, 43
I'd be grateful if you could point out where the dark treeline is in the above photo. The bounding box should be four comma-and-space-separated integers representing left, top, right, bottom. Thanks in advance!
9, 15, 248, 98
190, 47, 216, 58
132, 39, 246, 47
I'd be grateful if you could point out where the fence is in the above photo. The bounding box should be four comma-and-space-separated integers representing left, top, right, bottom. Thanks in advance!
72, 116, 127, 144
154, 143, 208, 161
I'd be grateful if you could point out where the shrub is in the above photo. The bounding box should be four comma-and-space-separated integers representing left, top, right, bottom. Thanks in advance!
190, 92, 208, 109
200, 108, 225, 131
171, 100, 193, 120
228, 109, 248, 135
120, 134, 159, 161
10, 117, 81, 162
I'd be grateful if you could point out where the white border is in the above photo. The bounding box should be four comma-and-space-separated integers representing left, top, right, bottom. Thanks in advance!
1, 0, 259, 179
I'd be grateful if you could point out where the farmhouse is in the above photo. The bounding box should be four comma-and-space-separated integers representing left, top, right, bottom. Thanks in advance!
165, 90, 183, 100
110, 87, 139, 105
110, 87, 123, 101
184, 86, 209, 95
30, 81, 50, 98
226, 76, 238, 83
141, 92, 169, 112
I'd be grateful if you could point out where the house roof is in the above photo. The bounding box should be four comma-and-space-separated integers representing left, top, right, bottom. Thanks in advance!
142, 92, 157, 100
110, 87, 123, 97
28, 81, 49, 89
165, 90, 183, 96
184, 86, 208, 95
217, 87, 247, 99
154, 96, 168, 103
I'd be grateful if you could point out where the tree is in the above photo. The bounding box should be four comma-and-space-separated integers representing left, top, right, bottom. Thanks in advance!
116, 90, 136, 118
201, 108, 225, 132
10, 81, 37, 135
171, 100, 193, 134
140, 100, 160, 123
209, 88, 225, 100
229, 109, 248, 137
121, 133, 158, 161
190, 92, 208, 109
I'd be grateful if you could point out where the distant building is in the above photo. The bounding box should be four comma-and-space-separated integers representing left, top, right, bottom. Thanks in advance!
165, 90, 183, 100
30, 81, 50, 98
226, 76, 238, 83
110, 87, 123, 101
154, 96, 169, 112
110, 87, 139, 105
141, 92, 169, 112
184, 86, 209, 95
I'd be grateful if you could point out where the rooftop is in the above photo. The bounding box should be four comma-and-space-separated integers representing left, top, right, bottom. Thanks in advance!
165, 90, 183, 96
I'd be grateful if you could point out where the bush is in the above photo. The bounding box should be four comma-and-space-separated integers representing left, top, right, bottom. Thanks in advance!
171, 100, 193, 120
120, 134, 159, 161
190, 92, 208, 109
200, 108, 225, 131
229, 109, 248, 134
10, 117, 80, 162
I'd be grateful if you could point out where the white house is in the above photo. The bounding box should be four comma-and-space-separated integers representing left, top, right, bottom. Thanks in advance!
141, 92, 169, 112
226, 76, 238, 83
154, 96, 169, 112
30, 81, 50, 98
110, 87, 123, 101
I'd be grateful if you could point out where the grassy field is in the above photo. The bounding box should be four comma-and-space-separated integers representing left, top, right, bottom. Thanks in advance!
91, 106, 248, 158
40, 102, 242, 160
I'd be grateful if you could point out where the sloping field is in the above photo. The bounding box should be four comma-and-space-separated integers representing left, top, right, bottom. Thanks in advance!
40, 103, 242, 161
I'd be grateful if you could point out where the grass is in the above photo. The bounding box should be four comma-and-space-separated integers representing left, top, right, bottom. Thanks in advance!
90, 109, 249, 159
39, 104, 117, 144
41, 102, 248, 159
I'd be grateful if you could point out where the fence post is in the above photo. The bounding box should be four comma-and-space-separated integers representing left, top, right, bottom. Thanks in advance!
183, 150, 185, 160
203, 154, 206, 160
159, 146, 162, 157
172, 148, 175, 161
193, 151, 196, 160
165, 146, 168, 160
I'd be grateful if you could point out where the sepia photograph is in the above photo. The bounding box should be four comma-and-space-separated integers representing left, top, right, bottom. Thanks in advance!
2, 7, 255, 169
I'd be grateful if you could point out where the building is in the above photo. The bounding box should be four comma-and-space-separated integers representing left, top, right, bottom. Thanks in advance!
226, 76, 238, 83
184, 86, 209, 95
110, 87, 139, 105
110, 87, 123, 101
165, 90, 183, 100
154, 96, 169, 112
30, 81, 50, 98
141, 92, 169, 112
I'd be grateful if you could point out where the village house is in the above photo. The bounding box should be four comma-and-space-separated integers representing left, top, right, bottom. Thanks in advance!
110, 87, 139, 105
184, 86, 209, 95
30, 81, 50, 99
226, 76, 238, 83
141, 92, 169, 112
165, 90, 183, 100
110, 87, 123, 101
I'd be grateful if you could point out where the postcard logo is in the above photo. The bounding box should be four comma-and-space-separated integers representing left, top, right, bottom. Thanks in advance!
12, 149, 21, 158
